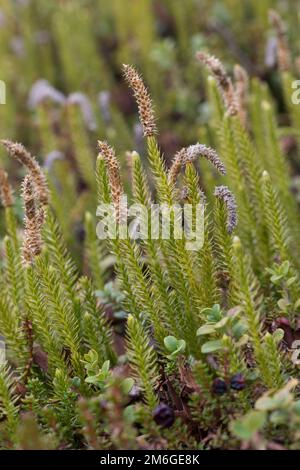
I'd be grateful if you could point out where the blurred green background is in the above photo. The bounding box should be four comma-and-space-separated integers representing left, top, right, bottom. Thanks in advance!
1, 0, 299, 150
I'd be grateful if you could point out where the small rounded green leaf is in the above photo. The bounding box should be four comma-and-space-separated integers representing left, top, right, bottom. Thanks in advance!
214, 317, 229, 329
269, 410, 288, 425
164, 336, 178, 352
177, 339, 186, 353
197, 324, 216, 336
121, 377, 134, 394
255, 395, 276, 411
201, 339, 223, 354
102, 360, 110, 373
273, 328, 284, 343
277, 298, 290, 311
231, 411, 266, 440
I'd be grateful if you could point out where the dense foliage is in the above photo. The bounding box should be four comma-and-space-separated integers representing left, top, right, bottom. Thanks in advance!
1, 0, 300, 450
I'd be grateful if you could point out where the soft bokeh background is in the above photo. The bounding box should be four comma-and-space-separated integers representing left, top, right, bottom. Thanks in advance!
1, 1, 299, 148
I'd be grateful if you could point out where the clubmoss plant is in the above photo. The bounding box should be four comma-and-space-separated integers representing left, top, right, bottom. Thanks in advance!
1, 5, 300, 450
